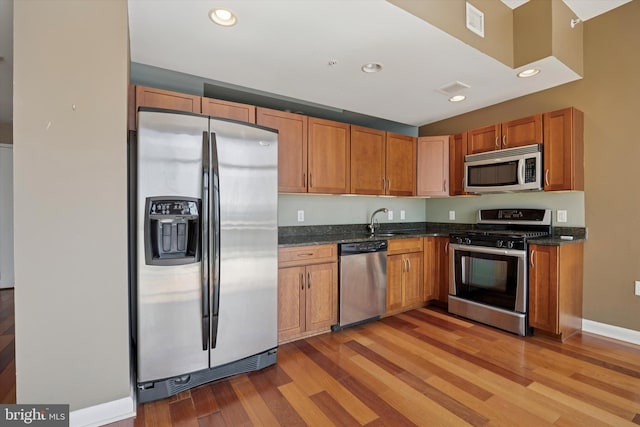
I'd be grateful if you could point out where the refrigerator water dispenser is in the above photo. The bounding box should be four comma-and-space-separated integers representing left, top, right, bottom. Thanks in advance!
144, 196, 201, 265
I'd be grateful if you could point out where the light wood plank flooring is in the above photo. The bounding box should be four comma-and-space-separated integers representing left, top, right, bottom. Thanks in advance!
2, 289, 640, 425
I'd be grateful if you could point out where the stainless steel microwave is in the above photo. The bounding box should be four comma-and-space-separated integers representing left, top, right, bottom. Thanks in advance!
464, 144, 542, 193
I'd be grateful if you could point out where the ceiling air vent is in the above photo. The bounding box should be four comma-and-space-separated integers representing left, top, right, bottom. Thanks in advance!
466, 2, 485, 38
438, 81, 471, 96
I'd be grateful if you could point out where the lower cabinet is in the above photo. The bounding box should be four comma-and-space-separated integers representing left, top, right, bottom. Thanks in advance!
278, 245, 338, 343
387, 238, 423, 313
424, 236, 450, 305
529, 243, 584, 341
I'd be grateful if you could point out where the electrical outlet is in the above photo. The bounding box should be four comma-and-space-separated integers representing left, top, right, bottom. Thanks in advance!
635, 281, 640, 296
449, 210, 456, 221
297, 210, 304, 222
400, 210, 406, 220
557, 210, 568, 223
388, 210, 394, 221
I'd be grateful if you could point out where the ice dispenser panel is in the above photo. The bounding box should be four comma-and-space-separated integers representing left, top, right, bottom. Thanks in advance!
144, 197, 201, 266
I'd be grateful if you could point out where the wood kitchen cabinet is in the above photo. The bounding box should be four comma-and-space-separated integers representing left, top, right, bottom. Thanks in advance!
529, 243, 584, 341
387, 238, 423, 313
308, 117, 351, 194
386, 132, 416, 196
424, 236, 450, 305
543, 107, 584, 191
467, 114, 542, 154
202, 98, 256, 123
449, 132, 468, 196
256, 108, 308, 193
350, 126, 386, 195
278, 244, 338, 343
350, 127, 416, 196
132, 85, 201, 129
417, 135, 449, 196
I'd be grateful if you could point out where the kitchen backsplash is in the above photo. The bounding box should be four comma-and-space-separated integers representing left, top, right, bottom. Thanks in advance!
278, 191, 585, 227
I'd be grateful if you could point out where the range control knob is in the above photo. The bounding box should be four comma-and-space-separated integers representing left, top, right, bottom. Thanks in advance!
456, 237, 463, 244
464, 238, 472, 245
497, 240, 504, 248
507, 241, 515, 249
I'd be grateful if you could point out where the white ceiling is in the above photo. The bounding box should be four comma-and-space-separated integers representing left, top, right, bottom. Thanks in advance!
0, 0, 632, 126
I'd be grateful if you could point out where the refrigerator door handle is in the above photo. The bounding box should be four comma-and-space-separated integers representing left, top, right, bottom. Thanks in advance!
201, 131, 210, 351
210, 132, 221, 349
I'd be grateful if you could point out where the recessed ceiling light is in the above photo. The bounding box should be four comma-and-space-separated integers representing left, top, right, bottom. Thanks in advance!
517, 68, 540, 78
448, 95, 466, 102
209, 8, 237, 26
361, 62, 383, 73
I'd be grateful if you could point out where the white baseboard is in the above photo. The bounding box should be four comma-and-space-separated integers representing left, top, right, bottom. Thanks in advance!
582, 319, 640, 346
70, 395, 135, 427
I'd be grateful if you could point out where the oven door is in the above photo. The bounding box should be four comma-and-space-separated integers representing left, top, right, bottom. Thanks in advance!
449, 244, 527, 313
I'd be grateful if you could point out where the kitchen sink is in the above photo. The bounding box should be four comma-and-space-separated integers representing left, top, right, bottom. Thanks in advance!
369, 232, 410, 238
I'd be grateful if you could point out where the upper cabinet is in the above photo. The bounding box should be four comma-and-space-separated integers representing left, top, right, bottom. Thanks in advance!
386, 132, 416, 196
132, 85, 202, 130
202, 98, 256, 124
543, 107, 584, 191
350, 126, 386, 195
308, 117, 351, 194
416, 135, 449, 196
256, 108, 308, 193
467, 114, 542, 154
449, 132, 467, 196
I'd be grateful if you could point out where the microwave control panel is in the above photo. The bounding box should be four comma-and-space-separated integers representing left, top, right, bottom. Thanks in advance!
524, 158, 537, 183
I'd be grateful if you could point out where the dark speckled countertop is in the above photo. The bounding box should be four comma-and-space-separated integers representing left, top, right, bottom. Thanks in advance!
278, 222, 586, 247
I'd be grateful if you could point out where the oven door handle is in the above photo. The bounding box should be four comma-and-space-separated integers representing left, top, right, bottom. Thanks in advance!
449, 243, 526, 259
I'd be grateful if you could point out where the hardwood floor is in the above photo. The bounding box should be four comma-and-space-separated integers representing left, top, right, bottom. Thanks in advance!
2, 288, 640, 425
0, 288, 15, 404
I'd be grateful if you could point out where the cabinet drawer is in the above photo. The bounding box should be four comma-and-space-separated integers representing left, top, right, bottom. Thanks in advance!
388, 238, 423, 255
278, 244, 337, 267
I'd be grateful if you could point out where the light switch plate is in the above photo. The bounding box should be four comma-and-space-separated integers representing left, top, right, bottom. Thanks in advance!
635, 281, 640, 296
400, 210, 406, 220
449, 210, 456, 221
297, 210, 304, 222
388, 210, 394, 221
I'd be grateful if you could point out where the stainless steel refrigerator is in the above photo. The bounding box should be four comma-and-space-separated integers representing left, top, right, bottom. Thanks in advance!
132, 108, 278, 403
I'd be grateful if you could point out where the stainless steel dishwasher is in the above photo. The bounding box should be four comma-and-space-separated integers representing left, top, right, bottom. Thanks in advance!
334, 240, 387, 330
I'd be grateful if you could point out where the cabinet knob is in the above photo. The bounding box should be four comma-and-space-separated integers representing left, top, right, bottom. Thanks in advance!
307, 271, 311, 289
495, 136, 499, 149
502, 135, 507, 147
530, 250, 535, 268
545, 169, 550, 186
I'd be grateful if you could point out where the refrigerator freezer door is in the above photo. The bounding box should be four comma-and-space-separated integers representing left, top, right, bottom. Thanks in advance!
209, 119, 278, 367
137, 110, 209, 382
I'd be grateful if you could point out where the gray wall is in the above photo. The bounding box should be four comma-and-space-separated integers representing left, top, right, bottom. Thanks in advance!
279, 191, 583, 228
13, 0, 130, 410
279, 194, 427, 226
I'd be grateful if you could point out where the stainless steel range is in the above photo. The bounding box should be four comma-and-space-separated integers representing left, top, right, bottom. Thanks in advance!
448, 208, 551, 335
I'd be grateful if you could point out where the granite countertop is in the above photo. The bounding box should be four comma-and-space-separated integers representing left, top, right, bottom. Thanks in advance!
278, 222, 587, 247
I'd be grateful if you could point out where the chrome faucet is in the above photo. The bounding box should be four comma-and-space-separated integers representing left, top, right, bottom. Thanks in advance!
368, 208, 389, 234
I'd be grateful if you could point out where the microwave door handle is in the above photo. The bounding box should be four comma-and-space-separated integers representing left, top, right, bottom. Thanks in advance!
518, 160, 525, 184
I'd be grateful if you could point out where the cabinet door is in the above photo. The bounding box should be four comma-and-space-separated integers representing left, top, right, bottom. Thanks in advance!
435, 237, 450, 304
386, 254, 404, 312
135, 85, 201, 114
278, 266, 306, 343
501, 114, 542, 149
386, 133, 416, 196
417, 136, 449, 196
423, 238, 437, 302
202, 98, 255, 123
257, 108, 308, 193
467, 124, 500, 154
350, 126, 386, 195
449, 132, 467, 196
305, 263, 338, 333
543, 108, 584, 191
404, 252, 423, 306
308, 118, 351, 194
528, 245, 559, 333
